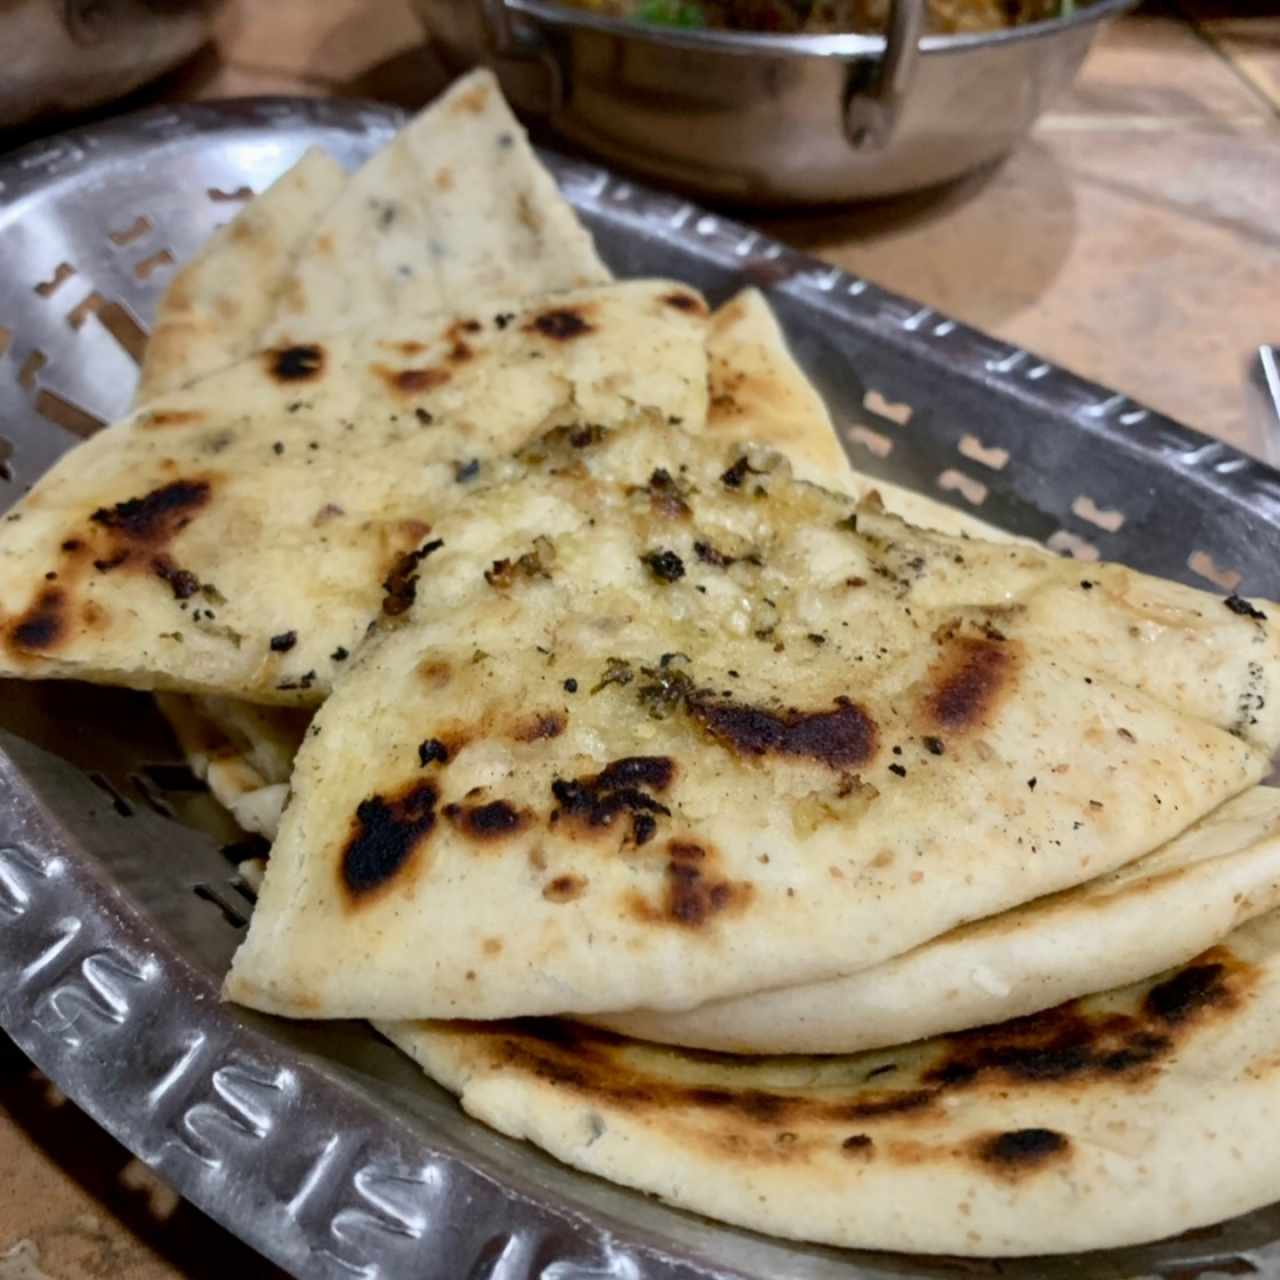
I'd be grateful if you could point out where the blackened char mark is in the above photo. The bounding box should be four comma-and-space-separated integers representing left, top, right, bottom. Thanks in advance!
1225, 594, 1267, 622
382, 538, 443, 617
550, 755, 674, 847
6, 588, 66, 652
90, 479, 211, 544
341, 782, 438, 900
525, 307, 594, 341
661, 291, 706, 315
444, 799, 530, 842
267, 344, 325, 382
512, 712, 565, 743
662, 840, 745, 928
689, 695, 876, 770
1144, 962, 1229, 1024
370, 363, 451, 396
924, 637, 1013, 731
543, 874, 587, 902
975, 1128, 1070, 1175
152, 555, 200, 600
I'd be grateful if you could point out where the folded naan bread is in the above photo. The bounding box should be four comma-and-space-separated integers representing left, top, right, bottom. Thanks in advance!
135, 147, 348, 404
0, 282, 708, 703
591, 785, 1280, 1052
224, 420, 1275, 1021
382, 904, 1280, 1255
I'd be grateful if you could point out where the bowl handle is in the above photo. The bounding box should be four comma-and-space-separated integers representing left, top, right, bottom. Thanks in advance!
480, 0, 566, 116
844, 0, 926, 149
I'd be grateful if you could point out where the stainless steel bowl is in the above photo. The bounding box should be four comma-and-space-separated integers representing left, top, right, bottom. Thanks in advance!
413, 0, 1134, 204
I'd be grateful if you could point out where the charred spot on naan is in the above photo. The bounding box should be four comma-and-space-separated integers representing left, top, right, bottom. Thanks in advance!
512, 711, 565, 743
379, 340, 428, 357
630, 661, 878, 771
928, 945, 1254, 1090
921, 631, 1019, 735
381, 538, 443, 618
543, 874, 588, 903
444, 319, 482, 365
139, 409, 206, 430
418, 659, 453, 689
551, 756, 674, 847
266, 344, 325, 383
1143, 956, 1235, 1023
5, 587, 68, 654
7, 477, 213, 653
89, 478, 212, 545
640, 468, 692, 520
373, 364, 452, 396
339, 780, 438, 905
972, 1128, 1071, 1179
443, 798, 531, 843
442, 1020, 936, 1137
626, 838, 755, 931
435, 946, 1259, 1164
660, 291, 707, 316
523, 304, 596, 342
689, 695, 877, 771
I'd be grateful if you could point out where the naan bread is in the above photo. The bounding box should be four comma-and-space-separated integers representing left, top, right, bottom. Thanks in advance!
591, 786, 1280, 1052
155, 692, 307, 838
0, 282, 709, 703
159, 290, 891, 839
224, 421, 1273, 1021
381, 906, 1280, 1255
706, 287, 1016, 542
135, 148, 348, 404
263, 69, 608, 348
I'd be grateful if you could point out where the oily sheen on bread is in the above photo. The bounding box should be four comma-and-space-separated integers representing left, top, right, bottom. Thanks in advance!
222, 420, 1275, 1021
0, 282, 708, 703
381, 905, 1280, 1255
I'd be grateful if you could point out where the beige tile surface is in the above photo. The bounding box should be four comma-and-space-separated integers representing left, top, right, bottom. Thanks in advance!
1055, 4, 1276, 125
1182, 8, 1280, 111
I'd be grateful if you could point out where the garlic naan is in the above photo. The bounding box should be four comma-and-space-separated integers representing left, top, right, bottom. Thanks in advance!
225, 421, 1275, 1021
0, 283, 708, 702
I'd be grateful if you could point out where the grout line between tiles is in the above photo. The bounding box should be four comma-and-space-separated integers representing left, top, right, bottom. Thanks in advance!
1173, 2, 1280, 122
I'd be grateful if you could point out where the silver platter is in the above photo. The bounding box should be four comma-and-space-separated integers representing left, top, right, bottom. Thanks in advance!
2, 98, 1280, 1280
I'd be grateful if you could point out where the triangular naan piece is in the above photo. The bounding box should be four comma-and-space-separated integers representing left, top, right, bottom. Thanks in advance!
383, 906, 1280, 1255
263, 69, 608, 348
135, 147, 348, 404
0, 282, 709, 702
706, 287, 1017, 541
223, 421, 1274, 1021
591, 785, 1280, 1052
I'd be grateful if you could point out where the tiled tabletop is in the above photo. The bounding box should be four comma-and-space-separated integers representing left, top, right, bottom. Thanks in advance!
2, 2, 1279, 1275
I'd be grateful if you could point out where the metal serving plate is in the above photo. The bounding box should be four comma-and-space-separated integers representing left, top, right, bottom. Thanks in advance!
2, 98, 1280, 1280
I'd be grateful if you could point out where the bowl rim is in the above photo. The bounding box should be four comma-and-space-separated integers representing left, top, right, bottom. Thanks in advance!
504, 0, 1136, 55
